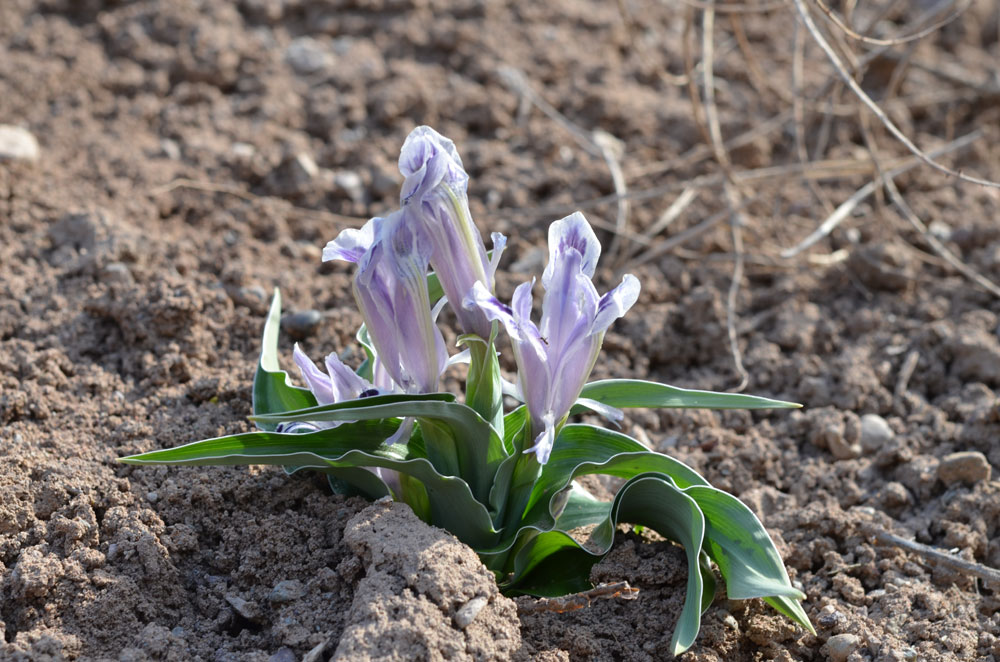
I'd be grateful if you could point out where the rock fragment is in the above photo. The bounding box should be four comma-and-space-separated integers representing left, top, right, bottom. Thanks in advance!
286, 37, 334, 75
0, 124, 40, 162
860, 414, 893, 452
269, 579, 306, 604
937, 451, 991, 486
281, 310, 322, 341
825, 633, 861, 662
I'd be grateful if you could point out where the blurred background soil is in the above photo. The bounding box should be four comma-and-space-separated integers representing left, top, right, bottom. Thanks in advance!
1, 0, 999, 660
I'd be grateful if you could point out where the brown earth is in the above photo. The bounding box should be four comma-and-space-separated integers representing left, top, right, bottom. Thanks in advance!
2, 0, 1000, 660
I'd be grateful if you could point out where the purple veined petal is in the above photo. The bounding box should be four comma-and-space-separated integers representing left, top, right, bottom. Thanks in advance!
293, 343, 337, 405
464, 282, 522, 341
539, 248, 596, 354
399, 127, 468, 204
324, 352, 372, 401
591, 273, 640, 335
543, 212, 601, 286
323, 217, 378, 264
547, 332, 603, 423
355, 210, 446, 394
510, 279, 534, 326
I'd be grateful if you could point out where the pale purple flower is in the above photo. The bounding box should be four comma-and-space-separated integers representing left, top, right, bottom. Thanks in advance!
398, 126, 505, 338
324, 210, 448, 394
464, 212, 639, 464
292, 343, 377, 407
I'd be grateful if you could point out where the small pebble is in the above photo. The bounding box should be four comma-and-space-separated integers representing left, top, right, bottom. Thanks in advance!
268, 647, 296, 662
225, 595, 262, 623
234, 285, 267, 308
454, 596, 488, 629
937, 451, 991, 486
285, 37, 334, 75
280, 310, 322, 340
334, 170, 365, 203
860, 414, 893, 452
0, 124, 40, 162
146, 491, 159, 503
101, 262, 133, 285
817, 605, 845, 629
269, 579, 306, 603
825, 633, 861, 662
159, 139, 181, 161
269, 153, 318, 197
829, 433, 861, 461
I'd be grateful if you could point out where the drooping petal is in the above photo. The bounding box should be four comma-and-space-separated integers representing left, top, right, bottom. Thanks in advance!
489, 232, 508, 277
524, 412, 558, 465
353, 210, 447, 394
592, 274, 641, 335
398, 126, 494, 338
464, 282, 522, 341
399, 126, 467, 203
323, 217, 378, 264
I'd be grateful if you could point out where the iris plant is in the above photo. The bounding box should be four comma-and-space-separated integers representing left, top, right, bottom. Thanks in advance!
122, 127, 813, 653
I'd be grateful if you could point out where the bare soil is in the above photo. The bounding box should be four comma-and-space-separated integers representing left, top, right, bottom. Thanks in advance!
2, 1, 999, 660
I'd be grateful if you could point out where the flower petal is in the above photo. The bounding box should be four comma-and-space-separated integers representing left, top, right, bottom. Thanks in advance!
293, 343, 336, 405
592, 274, 640, 335
323, 218, 378, 264
543, 211, 601, 286
324, 352, 372, 401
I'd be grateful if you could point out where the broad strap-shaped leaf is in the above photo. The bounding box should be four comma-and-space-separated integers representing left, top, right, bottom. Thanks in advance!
253, 289, 318, 431
501, 474, 708, 656
252, 395, 506, 504
521, 424, 708, 528
120, 424, 500, 549
685, 485, 815, 633
575, 379, 800, 412
552, 482, 611, 531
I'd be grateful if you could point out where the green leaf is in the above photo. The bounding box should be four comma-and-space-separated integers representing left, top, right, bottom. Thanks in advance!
502, 405, 526, 456
685, 486, 814, 634
253, 396, 506, 504
522, 424, 708, 527
552, 482, 611, 531
120, 424, 500, 549
252, 289, 318, 431
503, 473, 708, 655
462, 328, 504, 438
501, 530, 595, 597
575, 379, 801, 412
609, 475, 707, 655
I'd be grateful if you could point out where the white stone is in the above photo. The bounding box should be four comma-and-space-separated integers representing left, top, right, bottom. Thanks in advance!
0, 125, 40, 162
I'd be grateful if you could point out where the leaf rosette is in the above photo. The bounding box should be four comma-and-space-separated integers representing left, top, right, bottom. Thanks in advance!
121, 127, 813, 653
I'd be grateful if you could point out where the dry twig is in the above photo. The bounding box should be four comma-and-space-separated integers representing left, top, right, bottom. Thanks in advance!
702, 4, 750, 391
894, 349, 920, 399
517, 582, 640, 615
871, 529, 1000, 587
813, 0, 971, 48
148, 178, 368, 226
792, 0, 1000, 189
780, 130, 982, 258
